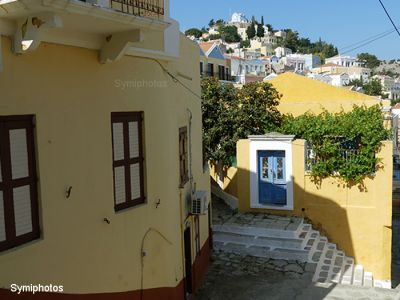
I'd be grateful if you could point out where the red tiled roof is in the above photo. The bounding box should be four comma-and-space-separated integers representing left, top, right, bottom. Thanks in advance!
199, 42, 215, 54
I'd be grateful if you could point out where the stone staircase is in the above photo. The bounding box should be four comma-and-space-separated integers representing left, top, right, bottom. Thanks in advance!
213, 213, 391, 289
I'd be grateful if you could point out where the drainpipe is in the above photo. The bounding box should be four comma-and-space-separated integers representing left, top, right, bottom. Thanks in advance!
187, 108, 195, 197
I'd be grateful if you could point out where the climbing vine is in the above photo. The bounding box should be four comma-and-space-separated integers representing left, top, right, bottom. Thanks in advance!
280, 105, 391, 183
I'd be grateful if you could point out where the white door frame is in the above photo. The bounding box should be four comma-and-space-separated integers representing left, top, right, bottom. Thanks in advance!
249, 134, 295, 210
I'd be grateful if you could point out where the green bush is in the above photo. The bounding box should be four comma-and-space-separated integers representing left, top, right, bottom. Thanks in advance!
280, 106, 390, 183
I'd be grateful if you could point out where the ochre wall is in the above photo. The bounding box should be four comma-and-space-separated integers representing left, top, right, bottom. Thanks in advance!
268, 72, 386, 116
236, 139, 392, 280
0, 35, 210, 296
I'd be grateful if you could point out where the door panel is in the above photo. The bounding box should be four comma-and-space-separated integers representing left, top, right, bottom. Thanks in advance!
184, 227, 193, 295
258, 150, 287, 206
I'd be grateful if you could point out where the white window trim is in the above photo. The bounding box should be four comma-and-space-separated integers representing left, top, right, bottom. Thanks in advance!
249, 135, 295, 211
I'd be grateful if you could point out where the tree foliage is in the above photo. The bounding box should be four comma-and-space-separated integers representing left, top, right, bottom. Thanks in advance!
280, 106, 390, 183
256, 23, 265, 38
208, 19, 215, 28
357, 53, 381, 69
345, 78, 384, 97
246, 23, 256, 40
277, 31, 338, 61
202, 77, 282, 167
208, 34, 221, 41
220, 25, 242, 43
184, 28, 203, 38
363, 79, 383, 96
240, 39, 251, 48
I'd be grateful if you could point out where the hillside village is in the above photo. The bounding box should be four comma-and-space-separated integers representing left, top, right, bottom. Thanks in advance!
187, 12, 400, 102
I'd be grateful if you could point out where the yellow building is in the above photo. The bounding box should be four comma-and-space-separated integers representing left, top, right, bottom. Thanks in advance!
213, 72, 393, 283
268, 72, 388, 116
199, 41, 231, 81
0, 0, 210, 299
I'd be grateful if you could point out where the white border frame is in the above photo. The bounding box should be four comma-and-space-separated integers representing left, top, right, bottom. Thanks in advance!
249, 135, 294, 210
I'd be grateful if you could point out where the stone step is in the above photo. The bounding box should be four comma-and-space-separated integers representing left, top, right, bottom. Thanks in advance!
374, 280, 392, 289
363, 271, 374, 287
214, 241, 310, 262
306, 231, 321, 261
352, 264, 364, 286
213, 220, 303, 239
299, 224, 313, 249
213, 231, 304, 250
211, 212, 384, 289
341, 257, 355, 285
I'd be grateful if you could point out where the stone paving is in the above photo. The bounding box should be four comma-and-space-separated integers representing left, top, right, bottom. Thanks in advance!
199, 195, 400, 299
195, 250, 400, 300
212, 194, 302, 231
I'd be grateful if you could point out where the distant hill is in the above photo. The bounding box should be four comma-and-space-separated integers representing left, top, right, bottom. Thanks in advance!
375, 60, 400, 77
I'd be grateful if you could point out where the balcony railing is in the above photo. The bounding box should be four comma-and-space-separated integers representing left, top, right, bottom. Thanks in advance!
110, 0, 165, 19
201, 72, 233, 82
305, 138, 361, 172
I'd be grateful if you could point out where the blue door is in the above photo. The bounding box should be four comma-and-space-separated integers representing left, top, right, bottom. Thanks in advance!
258, 150, 287, 206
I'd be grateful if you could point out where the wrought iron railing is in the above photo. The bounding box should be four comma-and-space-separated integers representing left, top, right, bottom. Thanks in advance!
305, 140, 360, 172
110, 0, 165, 18
201, 72, 233, 82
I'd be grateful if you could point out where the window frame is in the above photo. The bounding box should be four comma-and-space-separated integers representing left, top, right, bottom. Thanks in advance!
0, 115, 40, 252
111, 112, 145, 212
218, 65, 225, 80
207, 63, 214, 77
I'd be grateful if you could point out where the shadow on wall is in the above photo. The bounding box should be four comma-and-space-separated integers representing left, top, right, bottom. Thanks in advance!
209, 163, 238, 198
210, 140, 393, 281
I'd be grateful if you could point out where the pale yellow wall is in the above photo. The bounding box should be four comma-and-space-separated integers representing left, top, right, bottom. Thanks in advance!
269, 73, 382, 116
209, 163, 238, 197
201, 55, 229, 75
0, 35, 210, 293
236, 138, 392, 280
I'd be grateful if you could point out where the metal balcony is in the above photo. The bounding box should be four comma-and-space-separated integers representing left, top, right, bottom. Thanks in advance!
110, 0, 165, 19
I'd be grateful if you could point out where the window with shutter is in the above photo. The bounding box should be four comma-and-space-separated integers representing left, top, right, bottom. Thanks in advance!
179, 127, 188, 187
111, 112, 145, 211
0, 115, 39, 252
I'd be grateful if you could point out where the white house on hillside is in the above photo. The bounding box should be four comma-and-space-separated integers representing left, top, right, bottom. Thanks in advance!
329, 73, 350, 87
226, 55, 266, 84
373, 75, 400, 100
275, 47, 292, 58
325, 55, 364, 67
286, 54, 321, 70
307, 73, 333, 85
280, 56, 306, 73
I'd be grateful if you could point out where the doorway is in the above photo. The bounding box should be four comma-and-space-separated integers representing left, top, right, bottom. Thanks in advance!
184, 226, 193, 295
258, 150, 287, 206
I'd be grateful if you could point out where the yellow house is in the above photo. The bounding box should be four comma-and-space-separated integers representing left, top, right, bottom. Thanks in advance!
311, 63, 371, 84
212, 72, 393, 285
199, 41, 231, 81
268, 72, 388, 116
0, 0, 211, 299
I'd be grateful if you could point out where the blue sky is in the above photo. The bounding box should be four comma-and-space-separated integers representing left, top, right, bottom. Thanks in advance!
171, 0, 400, 60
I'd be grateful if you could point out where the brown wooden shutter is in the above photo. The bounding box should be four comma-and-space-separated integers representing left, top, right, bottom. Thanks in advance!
0, 115, 39, 252
111, 112, 145, 211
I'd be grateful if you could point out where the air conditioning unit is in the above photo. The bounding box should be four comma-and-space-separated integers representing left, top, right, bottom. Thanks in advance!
191, 191, 209, 215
